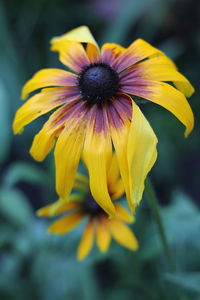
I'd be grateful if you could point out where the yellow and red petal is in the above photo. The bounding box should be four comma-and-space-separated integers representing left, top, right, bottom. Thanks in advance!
115, 204, 134, 224
115, 39, 163, 73
101, 43, 126, 71
13, 87, 79, 134
96, 217, 111, 252
22, 69, 77, 100
127, 101, 158, 206
77, 219, 95, 260
51, 26, 100, 71
121, 79, 194, 137
48, 211, 84, 234
106, 219, 138, 251
29, 100, 79, 161
122, 55, 194, 98
83, 105, 115, 217
51, 40, 90, 73
106, 93, 133, 210
55, 101, 90, 199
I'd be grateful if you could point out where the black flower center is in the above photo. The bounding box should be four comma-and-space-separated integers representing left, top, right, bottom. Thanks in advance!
84, 192, 104, 216
78, 63, 119, 103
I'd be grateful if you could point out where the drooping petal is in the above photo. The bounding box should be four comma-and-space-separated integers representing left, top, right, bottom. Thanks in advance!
101, 43, 125, 70
51, 40, 90, 73
115, 39, 163, 73
77, 219, 95, 260
13, 87, 80, 134
96, 217, 111, 252
115, 204, 134, 224
51, 26, 100, 71
121, 80, 194, 137
55, 101, 90, 199
107, 153, 125, 201
22, 69, 77, 99
122, 55, 195, 97
30, 100, 80, 161
106, 219, 138, 250
127, 101, 158, 206
83, 105, 115, 217
48, 211, 84, 234
37, 195, 82, 217
106, 93, 133, 210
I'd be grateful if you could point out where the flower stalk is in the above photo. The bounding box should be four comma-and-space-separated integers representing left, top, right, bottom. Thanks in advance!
145, 177, 176, 272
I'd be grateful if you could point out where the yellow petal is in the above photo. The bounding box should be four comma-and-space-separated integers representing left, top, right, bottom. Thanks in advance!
77, 219, 95, 260
101, 43, 125, 69
51, 26, 99, 49
22, 69, 77, 99
51, 40, 89, 73
107, 219, 138, 251
109, 112, 133, 210
55, 107, 87, 199
115, 204, 134, 224
107, 154, 125, 201
36, 194, 82, 217
51, 26, 100, 71
128, 102, 158, 207
96, 218, 111, 252
137, 56, 195, 97
29, 102, 75, 161
116, 39, 163, 72
13, 87, 78, 134
48, 211, 84, 234
83, 107, 115, 217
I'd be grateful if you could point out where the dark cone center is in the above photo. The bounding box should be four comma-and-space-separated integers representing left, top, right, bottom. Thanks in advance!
78, 63, 119, 103
84, 192, 103, 216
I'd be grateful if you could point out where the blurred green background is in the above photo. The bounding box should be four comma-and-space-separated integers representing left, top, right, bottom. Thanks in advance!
0, 0, 200, 299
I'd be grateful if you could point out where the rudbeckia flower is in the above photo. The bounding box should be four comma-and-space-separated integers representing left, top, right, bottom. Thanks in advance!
13, 26, 194, 216
37, 156, 138, 260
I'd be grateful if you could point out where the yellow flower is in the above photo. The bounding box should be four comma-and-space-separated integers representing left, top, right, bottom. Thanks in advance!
13, 26, 194, 216
37, 156, 138, 260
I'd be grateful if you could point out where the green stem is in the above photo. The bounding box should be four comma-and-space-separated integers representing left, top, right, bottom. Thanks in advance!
145, 177, 176, 272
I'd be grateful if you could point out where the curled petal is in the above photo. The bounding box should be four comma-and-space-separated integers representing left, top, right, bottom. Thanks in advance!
51, 26, 100, 68
77, 219, 95, 260
51, 40, 90, 73
22, 69, 77, 99
128, 102, 158, 206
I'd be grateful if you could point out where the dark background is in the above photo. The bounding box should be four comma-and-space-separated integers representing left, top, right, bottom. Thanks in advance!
0, 0, 200, 299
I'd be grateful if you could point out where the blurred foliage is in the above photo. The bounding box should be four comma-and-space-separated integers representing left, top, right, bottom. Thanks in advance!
0, 0, 200, 299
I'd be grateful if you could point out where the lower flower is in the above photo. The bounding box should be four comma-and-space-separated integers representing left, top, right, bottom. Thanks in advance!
37, 156, 138, 260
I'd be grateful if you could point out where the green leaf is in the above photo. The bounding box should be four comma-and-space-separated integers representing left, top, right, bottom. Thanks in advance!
2, 161, 49, 188
0, 80, 12, 163
165, 272, 200, 294
0, 188, 33, 226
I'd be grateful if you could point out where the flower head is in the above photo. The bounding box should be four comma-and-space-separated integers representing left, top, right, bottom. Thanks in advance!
13, 26, 194, 216
37, 155, 138, 260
